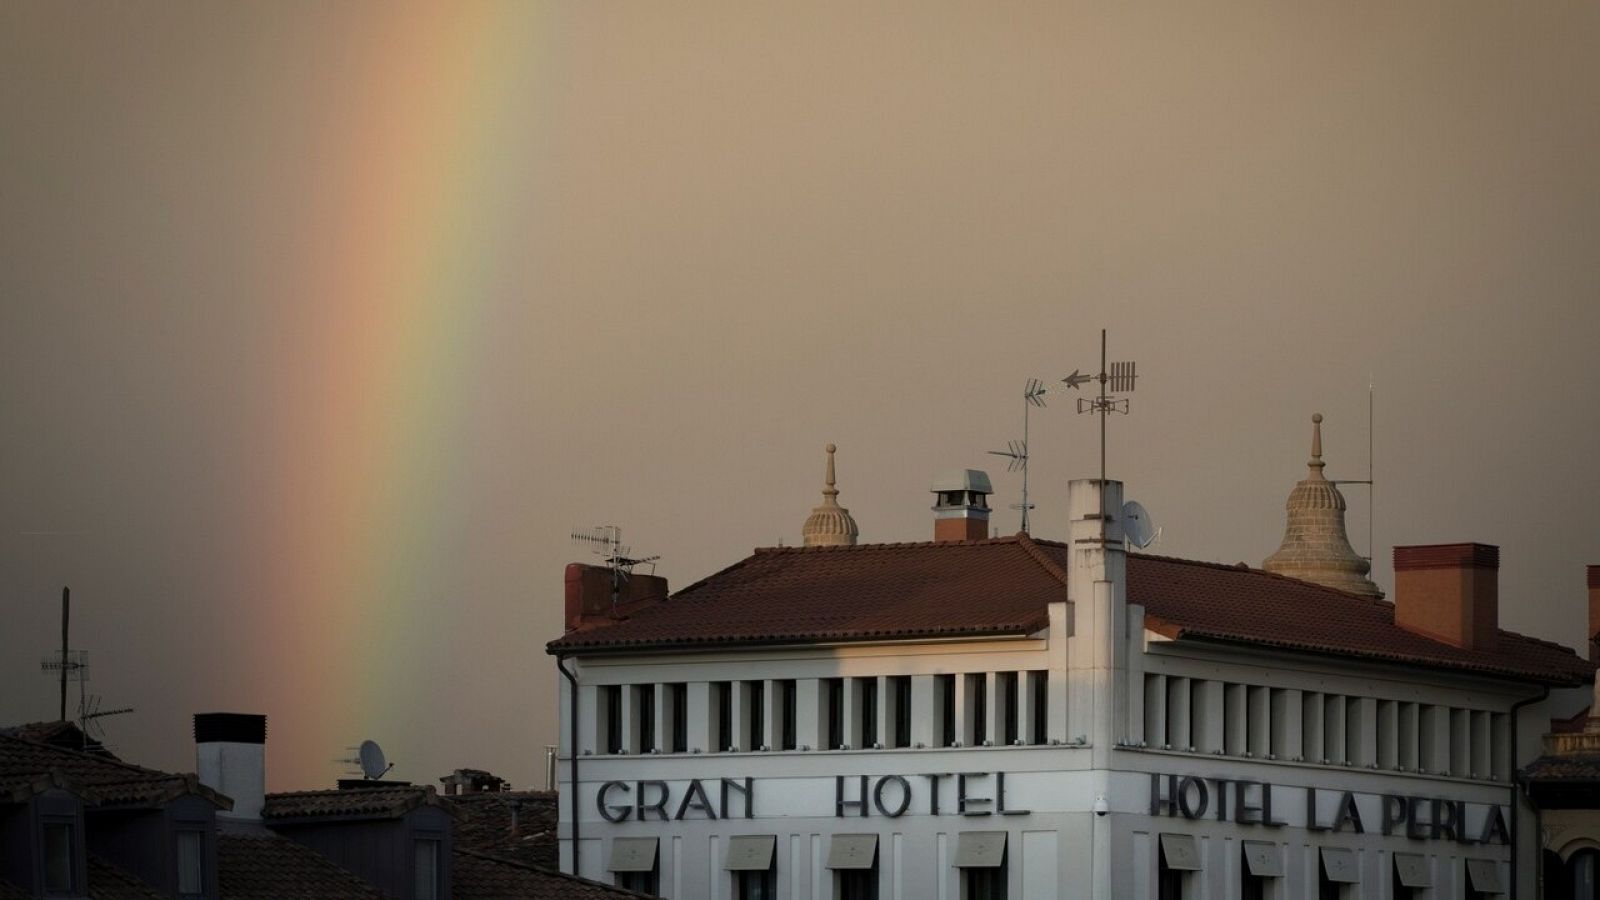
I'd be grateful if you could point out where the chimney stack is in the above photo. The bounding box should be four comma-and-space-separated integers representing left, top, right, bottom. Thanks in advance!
931, 470, 992, 542
1393, 543, 1499, 651
195, 713, 266, 820
565, 564, 669, 632
1587, 565, 1600, 663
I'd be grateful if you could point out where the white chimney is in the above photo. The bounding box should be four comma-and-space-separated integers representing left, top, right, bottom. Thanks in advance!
195, 713, 266, 821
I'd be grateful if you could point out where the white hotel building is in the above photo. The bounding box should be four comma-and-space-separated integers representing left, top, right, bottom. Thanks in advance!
547, 425, 1594, 899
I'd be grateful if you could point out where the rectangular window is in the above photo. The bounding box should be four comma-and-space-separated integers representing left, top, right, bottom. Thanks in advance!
43, 821, 74, 894
612, 838, 660, 896
999, 672, 1019, 745
1157, 854, 1184, 900
601, 685, 622, 754
715, 681, 734, 751
859, 678, 878, 748
747, 680, 765, 750
414, 839, 440, 900
836, 867, 878, 900
890, 677, 912, 748
825, 678, 844, 749
778, 680, 797, 750
620, 869, 660, 895
962, 865, 1006, 900
969, 673, 988, 745
735, 868, 776, 900
670, 683, 688, 753
637, 684, 656, 754
176, 830, 204, 896
939, 675, 957, 747
1029, 671, 1048, 745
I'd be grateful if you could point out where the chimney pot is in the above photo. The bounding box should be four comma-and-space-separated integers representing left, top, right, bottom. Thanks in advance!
194, 713, 266, 821
930, 469, 993, 542
1393, 543, 1499, 651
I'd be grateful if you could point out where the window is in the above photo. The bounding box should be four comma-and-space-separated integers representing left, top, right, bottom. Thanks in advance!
828, 835, 878, 900
670, 683, 688, 752
715, 681, 734, 751
859, 679, 877, 748
825, 678, 845, 749
746, 680, 765, 749
837, 867, 878, 900
43, 821, 75, 895
969, 674, 987, 745
1240, 841, 1280, 900
601, 685, 622, 754
727, 835, 777, 900
637, 684, 655, 754
963, 866, 1005, 900
1029, 671, 1048, 744
1390, 864, 1413, 900
176, 829, 204, 896
1157, 834, 1200, 900
1566, 849, 1598, 900
999, 672, 1018, 745
620, 869, 659, 895
612, 838, 660, 896
1318, 847, 1358, 900
957, 832, 1006, 900
1157, 853, 1184, 900
1392, 852, 1429, 899
414, 838, 440, 900
1241, 864, 1265, 900
778, 680, 797, 750
735, 868, 776, 900
890, 677, 911, 748
939, 675, 957, 746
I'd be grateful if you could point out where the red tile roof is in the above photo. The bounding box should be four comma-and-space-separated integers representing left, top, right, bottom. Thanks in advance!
263, 786, 455, 821
546, 535, 1593, 686
0, 734, 230, 809
217, 831, 387, 900
452, 848, 657, 900
447, 791, 558, 871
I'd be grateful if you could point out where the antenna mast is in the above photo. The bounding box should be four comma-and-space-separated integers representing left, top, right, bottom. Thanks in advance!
571, 526, 660, 612
988, 378, 1048, 533
1330, 383, 1376, 562
1062, 329, 1139, 528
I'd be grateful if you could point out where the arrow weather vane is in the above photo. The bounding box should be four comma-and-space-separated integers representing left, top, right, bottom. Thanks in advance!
1061, 329, 1138, 526
988, 378, 1047, 534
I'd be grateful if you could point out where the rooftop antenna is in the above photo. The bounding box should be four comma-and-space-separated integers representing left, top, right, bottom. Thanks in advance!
39, 589, 135, 752
988, 378, 1048, 533
1062, 329, 1140, 528
78, 696, 133, 752
1330, 381, 1376, 562
571, 526, 660, 612
337, 739, 394, 780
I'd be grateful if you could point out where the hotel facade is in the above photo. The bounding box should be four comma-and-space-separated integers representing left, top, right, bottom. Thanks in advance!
547, 427, 1595, 899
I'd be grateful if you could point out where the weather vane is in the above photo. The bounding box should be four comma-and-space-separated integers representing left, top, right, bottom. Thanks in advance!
988, 378, 1048, 533
1061, 329, 1139, 525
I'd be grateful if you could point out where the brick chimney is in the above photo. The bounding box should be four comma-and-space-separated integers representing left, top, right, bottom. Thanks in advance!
1588, 565, 1600, 663
1392, 543, 1499, 651
564, 564, 669, 632
931, 469, 992, 542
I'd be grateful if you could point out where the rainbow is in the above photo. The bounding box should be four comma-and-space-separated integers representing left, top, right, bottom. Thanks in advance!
251, 6, 557, 788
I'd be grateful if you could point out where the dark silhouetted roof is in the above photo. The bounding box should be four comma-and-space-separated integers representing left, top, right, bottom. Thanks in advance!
1522, 752, 1600, 781
448, 791, 558, 870
547, 535, 1592, 686
452, 848, 654, 899
0, 721, 119, 759
88, 855, 165, 899
218, 831, 387, 900
0, 734, 229, 809
264, 785, 453, 821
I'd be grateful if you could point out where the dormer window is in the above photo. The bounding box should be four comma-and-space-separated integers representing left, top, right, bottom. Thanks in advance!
176, 829, 204, 897
42, 819, 76, 895
414, 838, 440, 900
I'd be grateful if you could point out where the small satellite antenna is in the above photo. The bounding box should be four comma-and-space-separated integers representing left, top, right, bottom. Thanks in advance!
359, 740, 392, 780
988, 378, 1048, 533
1120, 500, 1160, 550
571, 525, 661, 612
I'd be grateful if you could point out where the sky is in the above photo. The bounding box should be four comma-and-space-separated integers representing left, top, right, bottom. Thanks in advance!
2, 2, 1597, 792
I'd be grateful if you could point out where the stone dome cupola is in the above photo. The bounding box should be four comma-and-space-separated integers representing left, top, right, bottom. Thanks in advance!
802, 443, 859, 547
1262, 413, 1383, 598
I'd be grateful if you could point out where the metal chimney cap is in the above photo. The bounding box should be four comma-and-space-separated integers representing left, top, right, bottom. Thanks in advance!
930, 469, 993, 494
194, 713, 267, 745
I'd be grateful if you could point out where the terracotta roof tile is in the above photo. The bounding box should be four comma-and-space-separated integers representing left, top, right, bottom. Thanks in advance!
1521, 752, 1600, 781
0, 733, 229, 809
452, 848, 656, 899
218, 831, 387, 900
547, 536, 1592, 686
263, 785, 450, 821
447, 791, 558, 870
88, 855, 166, 900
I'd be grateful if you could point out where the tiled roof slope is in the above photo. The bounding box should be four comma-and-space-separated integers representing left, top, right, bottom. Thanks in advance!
264, 785, 449, 821
448, 791, 558, 870
218, 831, 387, 900
547, 535, 1592, 686
547, 537, 1063, 652
1521, 752, 1600, 781
88, 855, 166, 900
0, 721, 119, 759
0, 733, 229, 809
452, 848, 656, 900
0, 879, 31, 900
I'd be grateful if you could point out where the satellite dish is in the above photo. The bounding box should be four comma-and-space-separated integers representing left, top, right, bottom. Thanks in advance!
1121, 500, 1159, 549
358, 740, 389, 780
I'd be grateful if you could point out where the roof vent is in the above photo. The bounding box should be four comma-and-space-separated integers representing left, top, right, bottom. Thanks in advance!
931, 469, 992, 542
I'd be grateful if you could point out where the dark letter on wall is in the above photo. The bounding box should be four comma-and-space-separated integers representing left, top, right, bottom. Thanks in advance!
598, 781, 633, 822
721, 778, 754, 819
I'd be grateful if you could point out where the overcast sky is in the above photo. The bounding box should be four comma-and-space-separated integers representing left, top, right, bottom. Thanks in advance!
2, 2, 1597, 791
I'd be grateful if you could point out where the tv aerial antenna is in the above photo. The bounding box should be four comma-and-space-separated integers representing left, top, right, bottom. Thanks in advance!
1328, 382, 1376, 562
571, 525, 660, 612
1061, 329, 1140, 529
988, 378, 1048, 533
38, 588, 135, 753
338, 739, 394, 780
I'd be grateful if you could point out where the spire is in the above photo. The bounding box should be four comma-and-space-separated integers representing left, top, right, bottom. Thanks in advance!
802, 444, 859, 547
1262, 413, 1383, 598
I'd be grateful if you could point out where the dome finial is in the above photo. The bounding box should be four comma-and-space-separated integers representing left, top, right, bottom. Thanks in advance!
803, 443, 858, 547
1308, 413, 1325, 476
